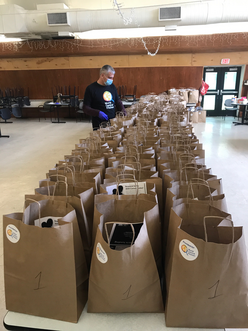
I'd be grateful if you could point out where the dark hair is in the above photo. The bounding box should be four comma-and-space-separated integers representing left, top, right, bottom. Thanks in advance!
100, 65, 115, 75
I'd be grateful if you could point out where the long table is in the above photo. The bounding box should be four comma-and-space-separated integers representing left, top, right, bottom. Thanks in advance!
122, 100, 138, 107
3, 308, 225, 331
232, 102, 248, 126
0, 127, 9, 138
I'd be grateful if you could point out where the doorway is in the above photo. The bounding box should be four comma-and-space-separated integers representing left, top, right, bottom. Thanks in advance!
202, 66, 241, 116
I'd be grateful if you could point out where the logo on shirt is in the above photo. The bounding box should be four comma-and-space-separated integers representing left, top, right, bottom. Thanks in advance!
103, 91, 112, 102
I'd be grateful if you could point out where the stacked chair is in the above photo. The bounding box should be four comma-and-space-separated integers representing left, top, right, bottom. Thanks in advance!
0, 87, 30, 120
3, 90, 248, 327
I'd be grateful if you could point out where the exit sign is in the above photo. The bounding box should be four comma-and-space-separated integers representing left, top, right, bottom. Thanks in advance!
221, 58, 230, 64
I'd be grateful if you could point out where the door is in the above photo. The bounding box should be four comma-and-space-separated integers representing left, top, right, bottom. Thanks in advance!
202, 66, 241, 116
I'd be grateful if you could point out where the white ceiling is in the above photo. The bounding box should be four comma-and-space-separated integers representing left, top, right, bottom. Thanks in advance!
0, 0, 213, 10
0, 0, 248, 41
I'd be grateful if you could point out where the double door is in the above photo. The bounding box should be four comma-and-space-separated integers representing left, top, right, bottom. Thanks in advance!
202, 66, 241, 116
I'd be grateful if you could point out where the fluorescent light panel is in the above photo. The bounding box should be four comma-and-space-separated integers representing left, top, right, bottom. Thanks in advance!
75, 22, 248, 39
0, 35, 22, 42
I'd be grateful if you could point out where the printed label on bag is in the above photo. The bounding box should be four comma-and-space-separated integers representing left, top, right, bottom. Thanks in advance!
96, 243, 108, 264
6, 224, 20, 243
34, 216, 60, 228
179, 239, 198, 261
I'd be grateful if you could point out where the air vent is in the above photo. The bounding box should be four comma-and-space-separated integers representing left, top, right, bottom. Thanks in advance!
47, 12, 70, 26
158, 7, 181, 21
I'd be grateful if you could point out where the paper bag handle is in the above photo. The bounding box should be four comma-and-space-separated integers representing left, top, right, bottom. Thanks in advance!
72, 148, 90, 165
55, 164, 75, 174
185, 163, 207, 181
117, 163, 136, 177
180, 165, 197, 184
65, 155, 83, 173
46, 175, 67, 197
203, 216, 235, 277
121, 155, 138, 163
187, 178, 213, 204
116, 173, 135, 182
126, 145, 138, 155
54, 180, 69, 202
179, 152, 195, 165
24, 198, 41, 222
123, 162, 142, 181
116, 164, 125, 176
203, 216, 234, 243
55, 166, 75, 186
75, 150, 90, 167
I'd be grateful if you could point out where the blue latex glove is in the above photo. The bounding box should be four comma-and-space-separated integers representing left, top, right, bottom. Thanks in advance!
98, 111, 108, 121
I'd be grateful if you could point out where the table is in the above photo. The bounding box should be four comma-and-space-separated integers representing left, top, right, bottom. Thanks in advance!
0, 127, 9, 138
3, 308, 167, 331
232, 102, 248, 126
48, 102, 70, 124
3, 308, 226, 331
122, 100, 138, 107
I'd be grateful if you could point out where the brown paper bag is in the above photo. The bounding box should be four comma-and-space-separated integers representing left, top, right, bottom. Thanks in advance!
27, 185, 94, 267
198, 109, 206, 122
88, 207, 163, 312
164, 179, 228, 225
158, 151, 205, 174
157, 144, 204, 171
108, 155, 156, 168
92, 198, 162, 271
100, 135, 121, 151
178, 90, 189, 102
188, 89, 199, 103
99, 181, 158, 203
3, 199, 88, 322
105, 166, 158, 180
165, 215, 248, 328
58, 156, 105, 179
162, 181, 228, 254
162, 168, 222, 204
103, 175, 163, 220
188, 110, 198, 123
47, 169, 101, 193
165, 202, 231, 285
110, 115, 136, 127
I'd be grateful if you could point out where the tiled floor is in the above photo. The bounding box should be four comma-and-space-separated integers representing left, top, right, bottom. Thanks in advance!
0, 116, 248, 330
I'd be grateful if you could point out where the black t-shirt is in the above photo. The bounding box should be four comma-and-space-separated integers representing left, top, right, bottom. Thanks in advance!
83, 82, 120, 128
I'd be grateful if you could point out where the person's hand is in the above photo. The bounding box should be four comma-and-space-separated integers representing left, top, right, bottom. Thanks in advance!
98, 111, 108, 121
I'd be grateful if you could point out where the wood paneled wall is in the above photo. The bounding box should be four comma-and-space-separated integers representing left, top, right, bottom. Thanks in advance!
2, 52, 248, 70
0, 67, 203, 99
0, 33, 248, 99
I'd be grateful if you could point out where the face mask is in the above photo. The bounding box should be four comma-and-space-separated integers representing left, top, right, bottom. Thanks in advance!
104, 78, 113, 86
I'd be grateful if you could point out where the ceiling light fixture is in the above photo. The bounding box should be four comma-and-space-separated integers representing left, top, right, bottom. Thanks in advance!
0, 35, 22, 42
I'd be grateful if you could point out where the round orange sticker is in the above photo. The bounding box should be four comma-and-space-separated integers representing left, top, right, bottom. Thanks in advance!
6, 224, 20, 243
181, 244, 187, 253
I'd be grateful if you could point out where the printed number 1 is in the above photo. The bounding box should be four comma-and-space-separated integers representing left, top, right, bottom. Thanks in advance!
34, 272, 43, 290
122, 285, 132, 300
208, 280, 222, 299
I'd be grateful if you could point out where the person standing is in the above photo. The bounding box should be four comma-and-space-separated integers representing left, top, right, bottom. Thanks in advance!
83, 64, 126, 129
